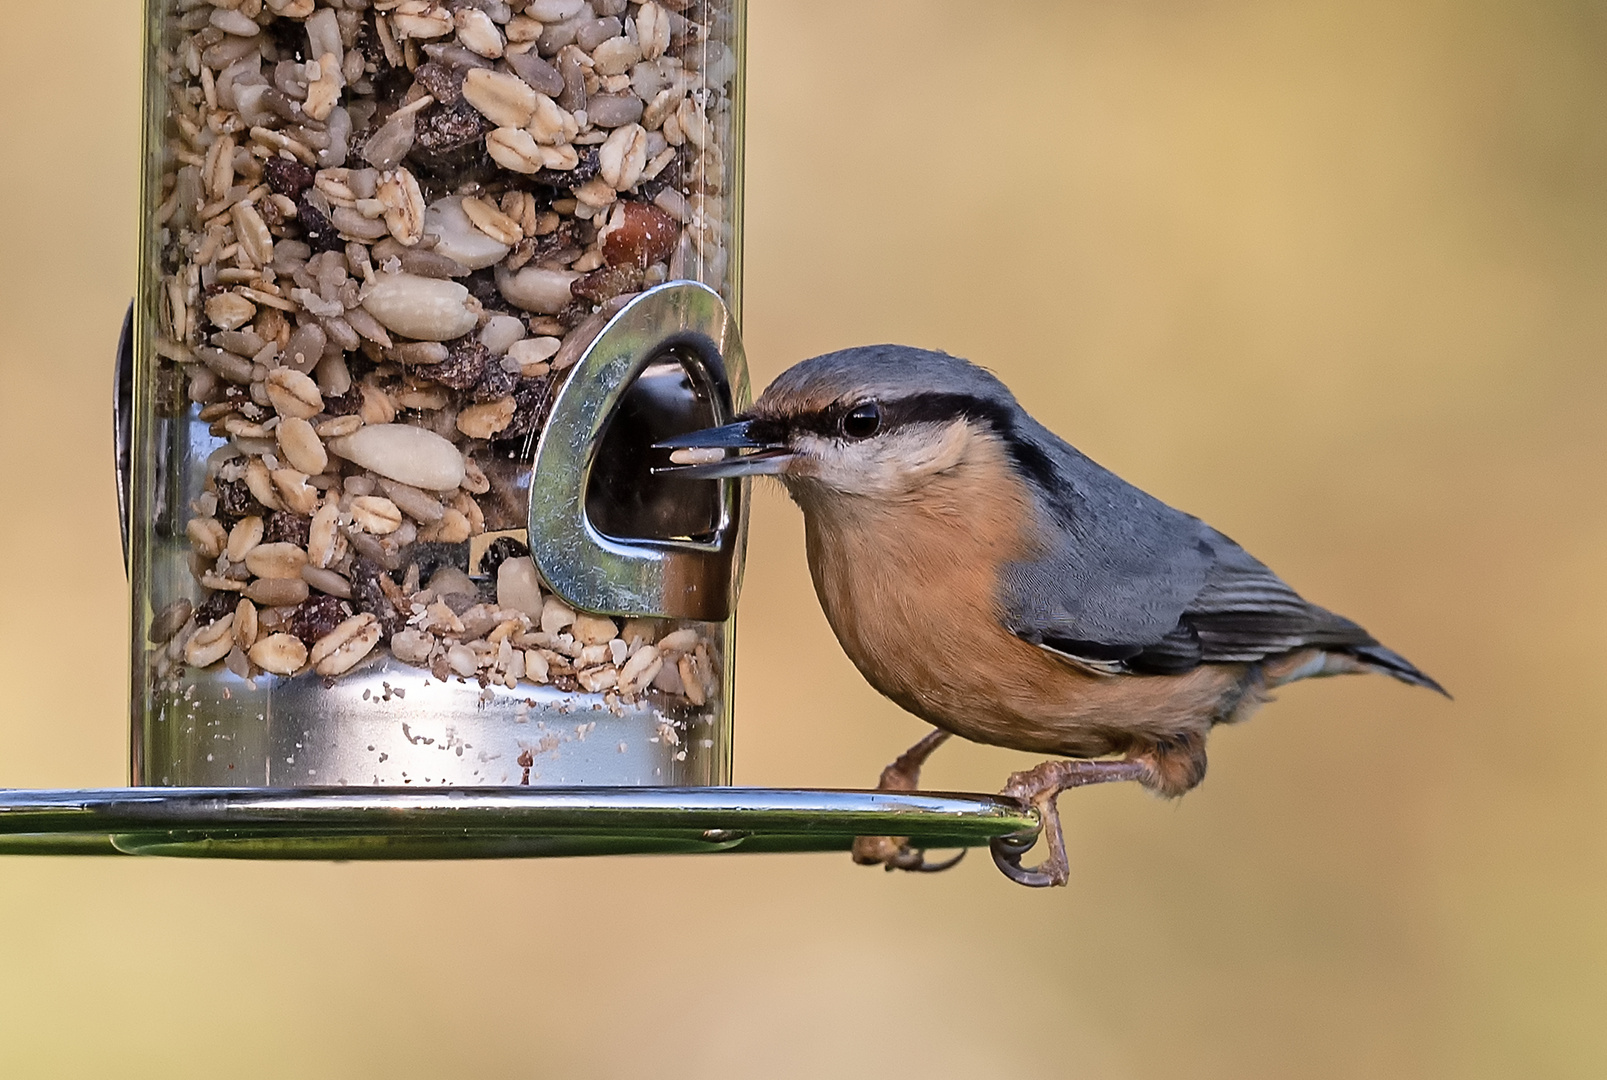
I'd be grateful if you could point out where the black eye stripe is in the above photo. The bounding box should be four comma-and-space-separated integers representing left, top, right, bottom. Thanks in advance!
754, 392, 1031, 451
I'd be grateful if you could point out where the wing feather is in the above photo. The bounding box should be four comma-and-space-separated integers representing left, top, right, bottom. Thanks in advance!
996, 417, 1381, 676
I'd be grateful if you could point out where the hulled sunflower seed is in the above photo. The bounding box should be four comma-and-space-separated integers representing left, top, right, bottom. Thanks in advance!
245, 577, 311, 607
301, 564, 353, 599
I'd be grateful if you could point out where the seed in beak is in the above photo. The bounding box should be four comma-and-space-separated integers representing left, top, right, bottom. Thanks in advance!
668, 446, 726, 466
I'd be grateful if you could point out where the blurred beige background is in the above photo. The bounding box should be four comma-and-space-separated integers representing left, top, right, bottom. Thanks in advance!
1, 0, 1603, 1076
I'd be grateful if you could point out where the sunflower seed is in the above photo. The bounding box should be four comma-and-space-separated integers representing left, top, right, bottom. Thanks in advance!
245, 577, 311, 607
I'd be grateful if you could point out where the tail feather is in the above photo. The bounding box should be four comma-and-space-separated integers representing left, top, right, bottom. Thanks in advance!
1348, 643, 1450, 698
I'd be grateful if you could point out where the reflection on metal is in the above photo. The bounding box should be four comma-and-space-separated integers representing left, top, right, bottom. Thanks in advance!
0, 787, 1040, 861
115, 302, 133, 570
141, 653, 727, 788
529, 281, 749, 620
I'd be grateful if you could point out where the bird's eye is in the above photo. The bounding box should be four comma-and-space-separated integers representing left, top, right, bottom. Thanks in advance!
840, 402, 881, 440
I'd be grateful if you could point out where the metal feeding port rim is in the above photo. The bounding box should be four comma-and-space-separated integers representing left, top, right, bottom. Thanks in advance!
0, 787, 1041, 860
527, 280, 750, 622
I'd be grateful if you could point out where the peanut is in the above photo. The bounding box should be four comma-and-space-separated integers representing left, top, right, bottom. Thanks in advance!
188, 516, 228, 559
233, 598, 259, 650
249, 632, 308, 676
456, 397, 517, 440
185, 614, 236, 668
310, 613, 382, 676
226, 515, 266, 563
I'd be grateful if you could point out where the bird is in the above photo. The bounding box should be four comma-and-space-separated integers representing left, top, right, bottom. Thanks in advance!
658, 345, 1446, 887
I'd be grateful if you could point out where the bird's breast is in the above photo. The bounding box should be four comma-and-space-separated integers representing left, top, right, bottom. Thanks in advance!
791, 446, 1249, 756
793, 448, 1097, 748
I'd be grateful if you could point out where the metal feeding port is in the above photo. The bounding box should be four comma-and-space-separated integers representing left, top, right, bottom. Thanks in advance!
588, 349, 726, 547
527, 282, 747, 624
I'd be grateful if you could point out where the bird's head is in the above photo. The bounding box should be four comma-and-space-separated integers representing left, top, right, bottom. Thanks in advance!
657, 345, 1026, 500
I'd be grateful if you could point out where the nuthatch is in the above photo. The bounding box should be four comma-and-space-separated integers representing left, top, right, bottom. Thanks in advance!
660, 345, 1445, 887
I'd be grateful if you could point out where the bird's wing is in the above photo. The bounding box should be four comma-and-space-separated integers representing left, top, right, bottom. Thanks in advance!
996, 420, 1378, 675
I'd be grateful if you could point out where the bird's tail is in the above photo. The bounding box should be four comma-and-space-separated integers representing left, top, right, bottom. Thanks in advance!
1347, 643, 1450, 698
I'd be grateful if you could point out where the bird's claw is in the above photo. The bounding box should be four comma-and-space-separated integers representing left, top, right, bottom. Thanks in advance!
986, 757, 1156, 887
851, 834, 966, 874
900, 847, 967, 873
988, 829, 1065, 888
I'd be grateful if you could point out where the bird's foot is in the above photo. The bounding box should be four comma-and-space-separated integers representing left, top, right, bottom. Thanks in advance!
851, 834, 966, 873
853, 730, 965, 874
989, 757, 1153, 888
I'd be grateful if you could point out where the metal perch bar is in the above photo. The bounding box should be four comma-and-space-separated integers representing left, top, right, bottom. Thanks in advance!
0, 787, 1040, 861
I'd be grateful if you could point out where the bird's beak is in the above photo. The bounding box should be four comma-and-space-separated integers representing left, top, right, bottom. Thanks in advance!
653, 419, 795, 479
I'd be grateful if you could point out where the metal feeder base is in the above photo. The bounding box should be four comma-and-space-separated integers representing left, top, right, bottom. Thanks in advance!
0, 787, 1040, 861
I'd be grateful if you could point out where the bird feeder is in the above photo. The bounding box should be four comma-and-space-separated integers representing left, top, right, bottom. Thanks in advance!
0, 0, 1036, 860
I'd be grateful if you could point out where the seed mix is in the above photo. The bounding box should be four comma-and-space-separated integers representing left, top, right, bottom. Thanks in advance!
147, 0, 734, 708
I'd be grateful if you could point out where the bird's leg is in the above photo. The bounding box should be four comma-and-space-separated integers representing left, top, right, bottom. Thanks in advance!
989, 757, 1153, 887
852, 729, 966, 873
876, 728, 951, 792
